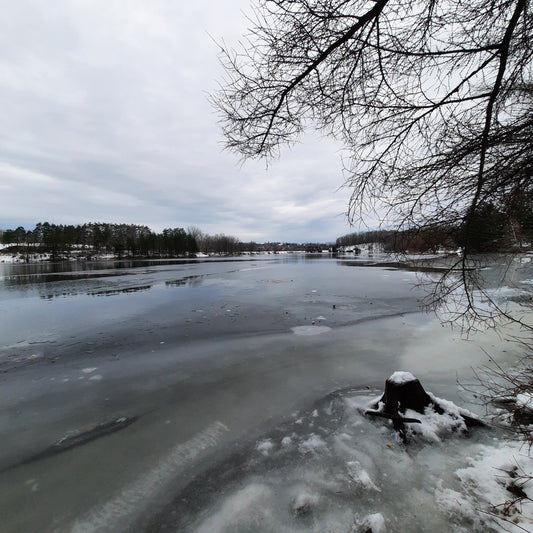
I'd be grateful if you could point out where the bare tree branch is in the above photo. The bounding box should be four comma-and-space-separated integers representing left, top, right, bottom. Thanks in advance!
213, 0, 533, 326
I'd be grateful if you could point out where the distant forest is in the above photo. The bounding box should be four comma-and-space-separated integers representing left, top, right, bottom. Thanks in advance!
0, 222, 226, 258
0, 222, 332, 258
4, 199, 530, 260
337, 202, 533, 253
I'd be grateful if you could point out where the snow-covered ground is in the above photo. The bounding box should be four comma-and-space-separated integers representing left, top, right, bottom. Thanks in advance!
0, 250, 119, 263
181, 384, 532, 533
0, 252, 52, 263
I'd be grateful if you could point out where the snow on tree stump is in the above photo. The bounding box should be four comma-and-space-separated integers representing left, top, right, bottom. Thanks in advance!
365, 371, 483, 442
380, 371, 443, 415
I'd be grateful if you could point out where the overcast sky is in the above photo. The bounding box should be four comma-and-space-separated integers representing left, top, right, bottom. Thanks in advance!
0, 0, 360, 243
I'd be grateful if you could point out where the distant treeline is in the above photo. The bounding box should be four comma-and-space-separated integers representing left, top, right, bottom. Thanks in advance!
1, 222, 200, 258
0, 222, 275, 258
336, 227, 457, 253
336, 202, 533, 253
0, 222, 334, 258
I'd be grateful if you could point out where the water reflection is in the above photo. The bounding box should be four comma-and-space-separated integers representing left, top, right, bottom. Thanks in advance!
0, 255, 317, 299
2, 271, 130, 287
165, 275, 205, 288
0, 257, 272, 286
0, 254, 333, 281
36, 274, 208, 299
38, 278, 210, 299
39, 284, 154, 300
339, 259, 459, 273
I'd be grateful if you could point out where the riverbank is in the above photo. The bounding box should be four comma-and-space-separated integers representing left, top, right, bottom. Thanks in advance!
0, 248, 294, 263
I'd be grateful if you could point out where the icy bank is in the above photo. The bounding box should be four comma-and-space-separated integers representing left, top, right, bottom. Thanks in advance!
161, 387, 532, 533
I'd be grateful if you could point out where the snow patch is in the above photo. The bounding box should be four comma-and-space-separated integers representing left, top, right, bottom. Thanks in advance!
435, 483, 478, 523
455, 443, 533, 521
516, 392, 533, 411
388, 371, 416, 384
256, 439, 274, 456
355, 512, 387, 533
195, 484, 274, 533
291, 325, 331, 336
299, 434, 327, 454
291, 491, 320, 516
346, 461, 381, 492
404, 405, 467, 443
281, 436, 293, 447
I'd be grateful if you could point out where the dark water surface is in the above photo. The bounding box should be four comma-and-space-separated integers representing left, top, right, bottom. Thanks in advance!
0, 254, 529, 532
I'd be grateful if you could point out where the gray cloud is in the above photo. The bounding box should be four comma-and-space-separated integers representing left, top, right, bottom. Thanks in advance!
0, 0, 360, 242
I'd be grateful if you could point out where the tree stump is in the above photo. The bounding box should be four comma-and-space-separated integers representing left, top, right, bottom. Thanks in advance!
365, 371, 483, 442
379, 372, 444, 416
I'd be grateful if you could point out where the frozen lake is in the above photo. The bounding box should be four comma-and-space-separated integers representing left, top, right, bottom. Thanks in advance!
1, 254, 531, 531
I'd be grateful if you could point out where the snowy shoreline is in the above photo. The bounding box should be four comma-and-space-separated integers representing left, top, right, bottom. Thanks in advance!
150, 380, 533, 533
0, 249, 282, 264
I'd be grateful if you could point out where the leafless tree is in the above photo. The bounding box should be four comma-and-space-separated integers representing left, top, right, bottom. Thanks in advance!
214, 0, 532, 327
